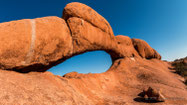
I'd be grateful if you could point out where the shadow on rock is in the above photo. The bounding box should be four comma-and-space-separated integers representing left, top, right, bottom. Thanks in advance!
134, 97, 163, 103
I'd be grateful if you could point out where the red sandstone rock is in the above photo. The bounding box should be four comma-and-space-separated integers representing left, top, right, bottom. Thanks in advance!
138, 87, 165, 102
0, 19, 32, 70
63, 2, 114, 36
63, 71, 84, 79
132, 38, 161, 59
67, 17, 121, 60
32, 17, 72, 67
0, 2, 186, 105
153, 49, 162, 59
116, 35, 140, 58
0, 3, 162, 72
0, 58, 186, 104
0, 16, 72, 72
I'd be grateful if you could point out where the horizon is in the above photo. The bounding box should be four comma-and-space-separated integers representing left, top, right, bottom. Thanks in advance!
0, 0, 186, 75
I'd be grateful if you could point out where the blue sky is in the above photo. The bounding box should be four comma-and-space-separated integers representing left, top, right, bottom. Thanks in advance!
0, 0, 186, 75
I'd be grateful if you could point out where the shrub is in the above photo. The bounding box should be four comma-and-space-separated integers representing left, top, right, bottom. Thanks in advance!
172, 62, 186, 76
185, 79, 187, 85
172, 57, 187, 86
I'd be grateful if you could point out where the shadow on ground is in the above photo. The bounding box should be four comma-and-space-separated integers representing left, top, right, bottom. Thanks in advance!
134, 97, 163, 103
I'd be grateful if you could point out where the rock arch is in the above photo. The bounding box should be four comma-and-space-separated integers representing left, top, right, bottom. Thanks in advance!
48, 50, 112, 76
0, 2, 161, 73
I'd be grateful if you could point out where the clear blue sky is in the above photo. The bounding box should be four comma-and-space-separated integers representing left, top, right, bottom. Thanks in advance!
0, 0, 186, 75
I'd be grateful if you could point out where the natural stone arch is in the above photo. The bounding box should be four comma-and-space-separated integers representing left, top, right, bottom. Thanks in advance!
48, 50, 113, 76
0, 2, 161, 73
12, 49, 119, 73
0, 15, 121, 73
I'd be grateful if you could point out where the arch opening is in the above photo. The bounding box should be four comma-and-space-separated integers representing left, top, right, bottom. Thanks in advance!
47, 51, 112, 76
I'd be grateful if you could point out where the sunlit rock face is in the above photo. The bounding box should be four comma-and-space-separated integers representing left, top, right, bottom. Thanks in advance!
0, 2, 187, 105
0, 17, 73, 72
0, 2, 160, 72
63, 2, 114, 36
132, 38, 161, 59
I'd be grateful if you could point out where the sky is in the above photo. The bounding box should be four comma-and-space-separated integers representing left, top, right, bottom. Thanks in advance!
0, 0, 186, 75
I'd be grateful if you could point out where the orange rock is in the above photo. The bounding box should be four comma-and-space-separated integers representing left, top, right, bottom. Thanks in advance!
32, 16, 72, 67
63, 2, 114, 36
0, 19, 32, 70
139, 87, 165, 102
67, 17, 121, 60
0, 2, 162, 73
0, 2, 185, 105
132, 38, 161, 59
116, 35, 139, 58
153, 49, 162, 59
0, 57, 186, 104
63, 71, 84, 79
0, 16, 72, 72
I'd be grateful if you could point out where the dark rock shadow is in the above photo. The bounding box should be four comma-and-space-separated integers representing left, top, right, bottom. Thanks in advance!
134, 97, 163, 103
168, 67, 175, 70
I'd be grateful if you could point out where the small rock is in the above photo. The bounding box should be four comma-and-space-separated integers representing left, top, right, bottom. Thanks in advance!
138, 87, 165, 102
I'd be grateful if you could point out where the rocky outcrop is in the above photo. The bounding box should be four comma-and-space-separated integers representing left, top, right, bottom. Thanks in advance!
0, 19, 32, 70
63, 2, 123, 61
132, 38, 161, 59
0, 57, 187, 105
62, 71, 85, 79
138, 87, 165, 102
0, 17, 72, 72
63, 2, 114, 36
116, 35, 139, 58
0, 2, 187, 105
66, 17, 121, 60
62, 2, 161, 61
0, 2, 161, 72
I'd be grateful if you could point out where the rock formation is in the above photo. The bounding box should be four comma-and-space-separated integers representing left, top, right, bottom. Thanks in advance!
0, 2, 160, 72
116, 35, 140, 58
138, 87, 165, 102
132, 38, 161, 59
0, 2, 186, 105
0, 17, 72, 72
63, 2, 114, 36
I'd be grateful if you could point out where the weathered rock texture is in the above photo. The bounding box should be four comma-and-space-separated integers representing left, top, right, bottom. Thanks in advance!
132, 38, 161, 59
63, 2, 122, 60
0, 17, 72, 72
67, 17, 120, 60
0, 2, 160, 72
116, 35, 140, 58
0, 19, 32, 70
138, 87, 165, 102
0, 2, 186, 105
0, 58, 187, 105
63, 2, 114, 36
